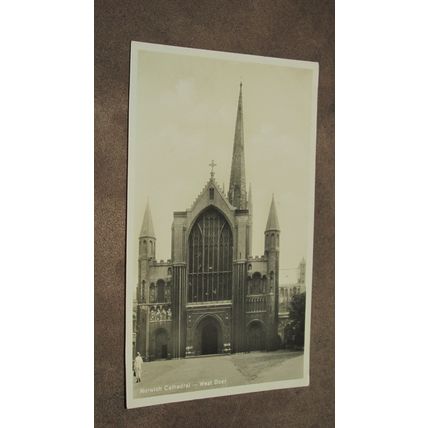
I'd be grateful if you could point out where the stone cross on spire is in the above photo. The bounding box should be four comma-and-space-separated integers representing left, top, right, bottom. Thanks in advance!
209, 160, 217, 178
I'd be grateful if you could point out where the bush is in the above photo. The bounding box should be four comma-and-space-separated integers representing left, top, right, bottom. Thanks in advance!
284, 292, 306, 349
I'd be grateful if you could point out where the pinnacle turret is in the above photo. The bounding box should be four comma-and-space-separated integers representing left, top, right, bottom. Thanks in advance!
140, 201, 155, 238
265, 194, 280, 231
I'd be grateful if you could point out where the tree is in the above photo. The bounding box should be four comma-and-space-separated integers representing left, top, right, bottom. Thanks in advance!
285, 292, 306, 349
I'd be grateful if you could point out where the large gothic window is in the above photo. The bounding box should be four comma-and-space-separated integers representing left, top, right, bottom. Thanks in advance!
188, 208, 233, 302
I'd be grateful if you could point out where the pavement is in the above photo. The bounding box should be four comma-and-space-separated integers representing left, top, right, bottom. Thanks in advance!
133, 350, 303, 398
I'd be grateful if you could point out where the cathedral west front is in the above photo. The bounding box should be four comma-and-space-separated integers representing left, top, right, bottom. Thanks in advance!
135, 84, 282, 361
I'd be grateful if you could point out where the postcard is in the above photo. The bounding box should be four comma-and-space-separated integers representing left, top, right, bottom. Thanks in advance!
126, 41, 318, 408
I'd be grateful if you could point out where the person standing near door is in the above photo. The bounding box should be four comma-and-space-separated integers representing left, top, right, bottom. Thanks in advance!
134, 352, 144, 383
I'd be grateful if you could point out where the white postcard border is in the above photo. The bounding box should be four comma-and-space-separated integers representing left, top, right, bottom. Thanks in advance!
125, 41, 319, 408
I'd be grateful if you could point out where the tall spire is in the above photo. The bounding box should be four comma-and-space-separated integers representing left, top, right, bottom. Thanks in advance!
248, 183, 253, 215
140, 200, 155, 238
228, 82, 247, 209
265, 194, 280, 231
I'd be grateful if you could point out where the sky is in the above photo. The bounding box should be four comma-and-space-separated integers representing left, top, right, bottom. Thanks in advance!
127, 46, 317, 286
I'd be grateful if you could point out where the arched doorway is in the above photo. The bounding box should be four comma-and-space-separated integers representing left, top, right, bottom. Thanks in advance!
194, 315, 223, 356
247, 321, 265, 351
201, 322, 218, 355
154, 329, 168, 359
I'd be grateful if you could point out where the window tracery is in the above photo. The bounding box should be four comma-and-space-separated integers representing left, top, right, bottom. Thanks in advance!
188, 208, 232, 302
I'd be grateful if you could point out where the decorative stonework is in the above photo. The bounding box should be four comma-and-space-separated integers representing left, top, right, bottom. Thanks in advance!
135, 84, 281, 361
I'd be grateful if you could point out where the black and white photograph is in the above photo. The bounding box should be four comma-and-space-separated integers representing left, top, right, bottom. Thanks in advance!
126, 42, 318, 408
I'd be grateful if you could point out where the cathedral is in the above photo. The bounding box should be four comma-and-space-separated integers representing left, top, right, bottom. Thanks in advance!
135, 84, 282, 361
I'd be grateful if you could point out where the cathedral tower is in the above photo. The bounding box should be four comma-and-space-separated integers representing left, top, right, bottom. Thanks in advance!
264, 195, 280, 350
136, 201, 156, 358
138, 202, 156, 305
298, 258, 306, 285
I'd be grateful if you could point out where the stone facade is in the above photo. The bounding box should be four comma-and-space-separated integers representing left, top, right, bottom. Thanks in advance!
134, 85, 283, 361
